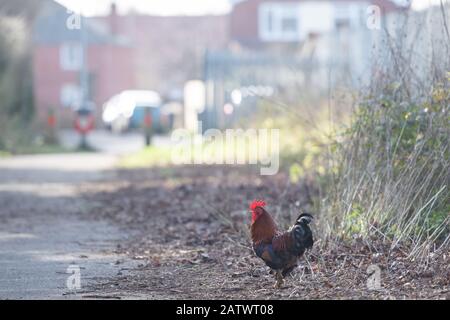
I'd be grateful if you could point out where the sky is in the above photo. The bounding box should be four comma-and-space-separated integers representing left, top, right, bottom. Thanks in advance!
55, 0, 235, 16
409, 0, 448, 10
55, 0, 447, 16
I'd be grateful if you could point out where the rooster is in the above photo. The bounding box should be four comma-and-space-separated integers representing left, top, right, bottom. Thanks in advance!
249, 200, 314, 288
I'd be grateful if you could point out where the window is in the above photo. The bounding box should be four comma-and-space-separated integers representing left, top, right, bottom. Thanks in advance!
60, 84, 82, 108
266, 9, 274, 33
60, 43, 83, 71
281, 17, 298, 33
334, 3, 351, 29
259, 3, 301, 42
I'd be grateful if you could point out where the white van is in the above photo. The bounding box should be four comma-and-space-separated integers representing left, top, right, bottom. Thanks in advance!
102, 90, 162, 133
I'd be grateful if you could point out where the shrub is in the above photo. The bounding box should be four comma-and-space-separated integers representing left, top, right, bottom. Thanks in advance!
319, 6, 450, 259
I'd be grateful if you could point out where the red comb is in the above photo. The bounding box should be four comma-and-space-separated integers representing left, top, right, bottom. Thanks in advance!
250, 199, 266, 210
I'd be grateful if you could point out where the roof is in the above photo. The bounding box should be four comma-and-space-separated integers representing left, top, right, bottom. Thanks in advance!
33, 1, 131, 46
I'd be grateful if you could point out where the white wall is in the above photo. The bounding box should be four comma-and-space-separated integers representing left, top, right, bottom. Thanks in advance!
297, 2, 335, 40
258, 1, 372, 42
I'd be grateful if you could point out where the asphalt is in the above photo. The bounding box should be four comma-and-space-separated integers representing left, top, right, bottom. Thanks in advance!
0, 132, 144, 299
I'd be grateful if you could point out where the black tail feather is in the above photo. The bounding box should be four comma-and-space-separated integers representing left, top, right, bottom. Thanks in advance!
291, 213, 314, 254
296, 213, 314, 225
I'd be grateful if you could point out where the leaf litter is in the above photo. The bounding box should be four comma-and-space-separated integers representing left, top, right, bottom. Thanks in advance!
81, 165, 449, 299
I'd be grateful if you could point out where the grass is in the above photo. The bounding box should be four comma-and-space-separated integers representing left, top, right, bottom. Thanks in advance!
11, 143, 72, 155
119, 145, 173, 168
0, 150, 12, 158
319, 92, 449, 257
0, 143, 76, 156
314, 14, 450, 260
120, 133, 281, 171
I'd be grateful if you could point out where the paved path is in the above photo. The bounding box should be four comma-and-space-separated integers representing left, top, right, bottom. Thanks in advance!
0, 144, 139, 299
59, 129, 171, 155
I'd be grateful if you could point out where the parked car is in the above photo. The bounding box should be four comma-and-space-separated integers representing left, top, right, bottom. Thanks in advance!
102, 90, 162, 133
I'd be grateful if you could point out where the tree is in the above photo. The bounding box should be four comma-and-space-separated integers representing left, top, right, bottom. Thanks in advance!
0, 0, 47, 151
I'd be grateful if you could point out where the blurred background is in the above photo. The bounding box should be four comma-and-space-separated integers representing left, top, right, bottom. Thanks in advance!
0, 0, 445, 148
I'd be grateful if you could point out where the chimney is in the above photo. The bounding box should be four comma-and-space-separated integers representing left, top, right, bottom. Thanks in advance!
109, 2, 119, 35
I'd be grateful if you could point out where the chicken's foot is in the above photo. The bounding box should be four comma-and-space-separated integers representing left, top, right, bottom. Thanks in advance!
274, 271, 284, 289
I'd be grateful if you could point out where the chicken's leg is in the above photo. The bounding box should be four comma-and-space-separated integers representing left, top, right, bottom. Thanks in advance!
274, 271, 284, 289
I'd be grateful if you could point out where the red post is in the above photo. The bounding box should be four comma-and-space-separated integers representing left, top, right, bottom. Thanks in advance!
144, 110, 153, 146
46, 108, 57, 144
74, 112, 95, 149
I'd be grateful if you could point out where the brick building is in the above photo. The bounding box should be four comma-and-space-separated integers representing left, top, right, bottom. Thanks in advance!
92, 5, 229, 99
32, 1, 229, 128
32, 1, 136, 127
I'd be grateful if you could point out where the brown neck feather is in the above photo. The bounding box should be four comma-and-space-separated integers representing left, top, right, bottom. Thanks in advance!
250, 209, 278, 243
